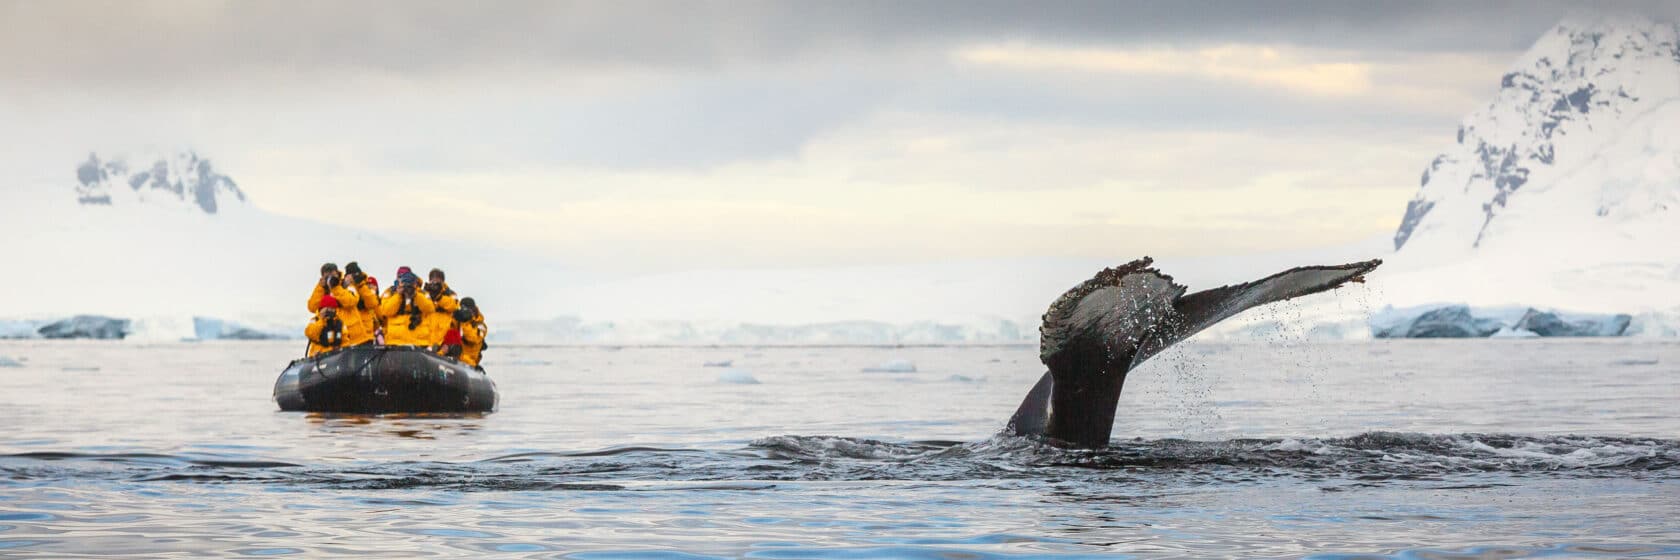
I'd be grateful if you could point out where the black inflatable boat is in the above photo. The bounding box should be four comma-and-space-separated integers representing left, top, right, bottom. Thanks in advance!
273, 345, 497, 413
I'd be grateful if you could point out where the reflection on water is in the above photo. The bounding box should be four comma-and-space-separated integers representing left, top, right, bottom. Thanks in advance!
307, 413, 488, 440
0, 339, 1676, 557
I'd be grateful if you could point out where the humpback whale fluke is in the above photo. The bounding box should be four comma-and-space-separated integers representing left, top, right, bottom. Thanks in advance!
1007, 257, 1382, 448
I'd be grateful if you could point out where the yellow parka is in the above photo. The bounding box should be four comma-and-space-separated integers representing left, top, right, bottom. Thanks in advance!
308, 282, 370, 346
351, 278, 381, 344
304, 309, 347, 357
460, 310, 487, 367
423, 284, 460, 347
378, 287, 434, 346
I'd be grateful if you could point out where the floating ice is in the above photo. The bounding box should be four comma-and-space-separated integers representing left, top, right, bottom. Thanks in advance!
0, 356, 23, 368
861, 360, 917, 373
715, 369, 760, 384
38, 315, 130, 340
702, 360, 733, 368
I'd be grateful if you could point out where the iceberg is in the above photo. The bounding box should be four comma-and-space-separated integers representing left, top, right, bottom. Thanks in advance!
1511, 309, 1631, 337
0, 320, 46, 339
1373, 306, 1504, 339
1360, 304, 1634, 339
1625, 309, 1680, 337
37, 315, 130, 340
192, 317, 291, 340
1490, 327, 1541, 338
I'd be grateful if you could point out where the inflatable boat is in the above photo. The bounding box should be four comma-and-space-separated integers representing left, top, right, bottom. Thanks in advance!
273, 345, 497, 413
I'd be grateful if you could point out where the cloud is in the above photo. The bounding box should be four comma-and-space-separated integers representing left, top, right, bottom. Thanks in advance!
956, 43, 1373, 97
4, 1, 1670, 270
226, 110, 1433, 271
4, 0, 1676, 89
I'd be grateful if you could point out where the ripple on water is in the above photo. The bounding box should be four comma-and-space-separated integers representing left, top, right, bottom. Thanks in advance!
1305, 542, 1680, 559
399, 528, 504, 539
3, 342, 1680, 557
232, 548, 304, 556
568, 552, 731, 560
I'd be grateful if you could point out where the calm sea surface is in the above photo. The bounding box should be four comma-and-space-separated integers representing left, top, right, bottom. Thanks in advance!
0, 339, 1676, 558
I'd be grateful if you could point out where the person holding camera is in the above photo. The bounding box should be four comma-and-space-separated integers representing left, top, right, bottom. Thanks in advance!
307, 263, 363, 341
379, 266, 435, 346
304, 295, 347, 356
340, 262, 380, 346
457, 297, 488, 368
437, 308, 469, 361
422, 268, 460, 348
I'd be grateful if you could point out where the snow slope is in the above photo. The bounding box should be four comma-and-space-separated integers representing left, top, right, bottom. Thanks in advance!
0, 151, 575, 340
1207, 15, 1680, 339
1380, 15, 1680, 313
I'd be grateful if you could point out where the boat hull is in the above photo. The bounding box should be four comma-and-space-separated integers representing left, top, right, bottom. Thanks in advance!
273, 345, 497, 413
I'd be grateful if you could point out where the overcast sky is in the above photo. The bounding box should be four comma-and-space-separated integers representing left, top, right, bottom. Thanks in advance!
3, 0, 1675, 272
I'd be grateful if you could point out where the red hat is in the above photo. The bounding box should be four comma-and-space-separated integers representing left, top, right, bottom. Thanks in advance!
319, 295, 340, 309
366, 276, 378, 288
396, 266, 412, 277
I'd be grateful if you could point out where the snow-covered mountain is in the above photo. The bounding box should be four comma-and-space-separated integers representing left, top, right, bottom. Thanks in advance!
1389, 15, 1680, 288
1394, 16, 1680, 256
0, 151, 585, 341
1211, 15, 1680, 339
75, 152, 246, 214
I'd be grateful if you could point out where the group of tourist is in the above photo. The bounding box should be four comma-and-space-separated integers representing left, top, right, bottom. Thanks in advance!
304, 262, 488, 367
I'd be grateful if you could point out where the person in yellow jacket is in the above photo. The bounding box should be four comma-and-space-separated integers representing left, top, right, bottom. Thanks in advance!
437, 306, 488, 367
304, 295, 347, 357
342, 262, 380, 346
308, 263, 368, 345
379, 272, 434, 346
437, 308, 468, 361
422, 268, 460, 347
458, 297, 487, 368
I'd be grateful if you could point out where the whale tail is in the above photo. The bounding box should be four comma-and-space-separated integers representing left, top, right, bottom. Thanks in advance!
1007, 257, 1381, 448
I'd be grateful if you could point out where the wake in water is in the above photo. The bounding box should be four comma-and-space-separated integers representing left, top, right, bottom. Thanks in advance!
4, 432, 1675, 491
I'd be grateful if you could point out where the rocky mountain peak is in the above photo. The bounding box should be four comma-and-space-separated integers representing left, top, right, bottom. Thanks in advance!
1392, 15, 1680, 254
76, 151, 247, 214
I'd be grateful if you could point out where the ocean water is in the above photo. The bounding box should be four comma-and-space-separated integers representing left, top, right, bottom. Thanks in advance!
0, 339, 1676, 558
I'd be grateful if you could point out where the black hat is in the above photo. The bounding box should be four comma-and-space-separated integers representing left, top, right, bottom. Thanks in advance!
453, 308, 474, 322
460, 297, 477, 310
344, 262, 362, 276
320, 262, 338, 274
429, 268, 446, 281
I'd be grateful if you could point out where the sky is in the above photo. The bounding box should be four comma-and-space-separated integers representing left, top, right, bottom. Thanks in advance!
3, 0, 1677, 273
